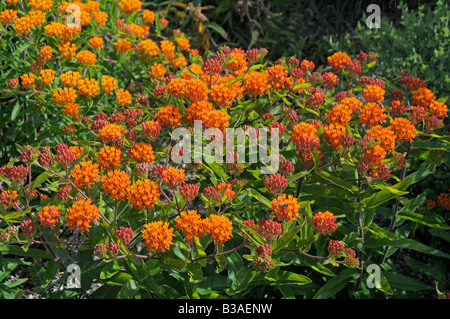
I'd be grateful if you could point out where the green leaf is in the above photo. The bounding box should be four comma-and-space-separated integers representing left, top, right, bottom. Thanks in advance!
0, 245, 52, 259
272, 225, 301, 253
360, 177, 413, 209
159, 256, 187, 270
297, 254, 336, 277
274, 270, 312, 286
117, 279, 140, 299
396, 211, 450, 230
187, 261, 203, 283
246, 188, 272, 207
403, 255, 445, 283
226, 267, 256, 296
314, 171, 364, 195
313, 268, 358, 299
383, 272, 434, 291
10, 101, 21, 121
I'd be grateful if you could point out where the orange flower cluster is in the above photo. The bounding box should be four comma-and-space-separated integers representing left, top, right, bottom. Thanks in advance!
140, 39, 160, 57
38, 205, 61, 227
76, 50, 96, 66
127, 179, 160, 210
141, 220, 174, 253
323, 123, 346, 150
267, 64, 288, 90
71, 160, 100, 189
327, 52, 351, 71
119, 0, 142, 14
411, 87, 436, 108
77, 78, 100, 98
175, 210, 205, 244
428, 101, 448, 118
114, 38, 133, 54
312, 211, 338, 234
89, 36, 104, 50
271, 194, 300, 222
117, 88, 132, 106
127, 142, 155, 163
203, 214, 233, 245
0, 9, 18, 25
150, 63, 167, 79
101, 75, 118, 94
97, 146, 123, 171
53, 87, 77, 105
365, 125, 396, 153
362, 145, 387, 168
388, 117, 416, 143
363, 84, 385, 103
14, 10, 46, 35
142, 9, 155, 24
155, 105, 182, 128
66, 199, 100, 233
98, 123, 125, 143
161, 167, 185, 189
290, 122, 320, 156
327, 103, 353, 126
243, 71, 269, 97
20, 73, 36, 89
358, 102, 388, 127
166, 77, 209, 103
60, 71, 82, 87
437, 192, 450, 210
142, 120, 161, 140
101, 169, 131, 202
57, 41, 77, 60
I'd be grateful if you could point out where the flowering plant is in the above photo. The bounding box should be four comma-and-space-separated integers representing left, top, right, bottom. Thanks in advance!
0, 0, 449, 299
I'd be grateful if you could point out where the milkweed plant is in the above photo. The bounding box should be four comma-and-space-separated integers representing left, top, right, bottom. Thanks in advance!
0, 0, 449, 299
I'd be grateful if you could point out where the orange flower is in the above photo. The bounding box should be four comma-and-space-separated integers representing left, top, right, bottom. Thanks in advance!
128, 142, 155, 163
141, 220, 174, 253
59, 71, 82, 87
66, 199, 100, 232
365, 125, 396, 153
38, 205, 61, 227
312, 211, 337, 234
71, 160, 100, 189
53, 87, 77, 105
340, 96, 363, 113
57, 41, 77, 60
412, 87, 436, 108
363, 84, 385, 103
76, 50, 96, 65
327, 52, 351, 71
161, 40, 176, 59
0, 190, 19, 209
101, 169, 131, 201
388, 117, 416, 143
271, 194, 300, 222
244, 71, 269, 97
93, 11, 108, 25
101, 75, 118, 94
428, 101, 448, 118
142, 120, 161, 140
62, 102, 80, 119
98, 123, 124, 143
437, 193, 450, 210
77, 77, 99, 98
203, 109, 230, 132
117, 88, 132, 106
119, 0, 142, 14
326, 103, 353, 126
203, 214, 233, 245
142, 9, 155, 24
358, 102, 388, 127
362, 144, 386, 168
114, 38, 132, 54
20, 73, 35, 89
28, 0, 54, 12
127, 179, 160, 210
161, 166, 185, 189
209, 78, 243, 108
290, 122, 320, 156
150, 63, 167, 79
155, 105, 182, 128
0, 9, 18, 25
267, 64, 288, 90
97, 146, 123, 171
227, 48, 248, 76
175, 210, 205, 244
323, 123, 346, 150
140, 39, 160, 57
176, 37, 190, 51
185, 100, 214, 124
89, 36, 104, 50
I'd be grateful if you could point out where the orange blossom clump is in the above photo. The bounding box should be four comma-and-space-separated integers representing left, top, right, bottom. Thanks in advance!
127, 179, 160, 210
243, 71, 269, 97
65, 199, 100, 233
142, 9, 155, 24
437, 193, 450, 210
323, 123, 346, 150
38, 69, 56, 86
127, 142, 155, 163
53, 87, 77, 105
71, 160, 100, 189
101, 75, 118, 94
77, 78, 100, 98
363, 84, 385, 103
203, 214, 233, 246
175, 210, 205, 244
98, 123, 125, 143
327, 52, 351, 71
117, 88, 132, 106
141, 220, 174, 253
142, 120, 161, 140
155, 105, 182, 128
161, 166, 185, 189
312, 211, 338, 235
62, 102, 80, 119
75, 50, 96, 66
411, 87, 436, 108
114, 38, 133, 54
365, 125, 396, 153
290, 122, 320, 156
97, 145, 123, 171
101, 169, 131, 202
60, 71, 82, 88
388, 117, 417, 143
37, 205, 61, 227
20, 73, 36, 89
358, 102, 388, 127
271, 194, 300, 222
